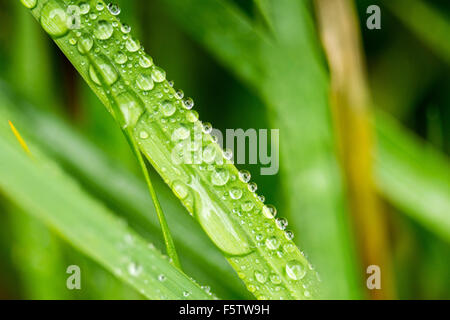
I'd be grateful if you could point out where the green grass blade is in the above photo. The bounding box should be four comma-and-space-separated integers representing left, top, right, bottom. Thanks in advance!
386, 0, 450, 66
161, 0, 360, 298
22, 0, 320, 299
374, 112, 450, 243
0, 120, 212, 300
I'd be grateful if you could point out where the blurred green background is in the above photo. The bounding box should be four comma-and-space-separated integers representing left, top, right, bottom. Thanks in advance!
0, 0, 448, 299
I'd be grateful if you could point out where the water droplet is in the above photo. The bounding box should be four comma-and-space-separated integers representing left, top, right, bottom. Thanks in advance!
202, 122, 212, 134
223, 149, 233, 161
183, 291, 190, 297
77, 36, 93, 54
136, 131, 148, 141
283, 243, 296, 253
189, 177, 252, 256
270, 273, 282, 284
151, 66, 166, 82
20, 0, 36, 9
114, 51, 128, 64
121, 23, 131, 33
40, 2, 69, 38
202, 145, 217, 164
115, 92, 144, 129
183, 98, 194, 110
186, 110, 199, 123
258, 195, 265, 203
128, 262, 142, 276
161, 101, 176, 117
254, 271, 267, 284
173, 181, 189, 199
94, 20, 114, 40
139, 55, 153, 68
265, 237, 280, 250
158, 274, 166, 282
241, 201, 254, 212
211, 168, 230, 186
285, 260, 306, 280
125, 37, 141, 52
79, 2, 90, 15
275, 218, 288, 230
96, 2, 104, 11
284, 230, 294, 240
238, 170, 251, 183
248, 182, 257, 192
172, 124, 190, 141
262, 204, 277, 219
107, 3, 121, 15
89, 58, 118, 86
136, 73, 154, 91
175, 90, 184, 100
229, 188, 243, 200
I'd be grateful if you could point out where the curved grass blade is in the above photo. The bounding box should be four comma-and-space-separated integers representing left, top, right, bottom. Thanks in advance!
22, 0, 320, 299
0, 120, 212, 300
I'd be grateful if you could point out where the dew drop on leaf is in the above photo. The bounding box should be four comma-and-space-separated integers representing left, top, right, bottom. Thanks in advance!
285, 260, 306, 281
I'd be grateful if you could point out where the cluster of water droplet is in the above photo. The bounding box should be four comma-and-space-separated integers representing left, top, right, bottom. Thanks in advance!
25, 0, 319, 299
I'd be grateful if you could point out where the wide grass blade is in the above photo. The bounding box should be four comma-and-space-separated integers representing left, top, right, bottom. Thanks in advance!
0, 119, 212, 300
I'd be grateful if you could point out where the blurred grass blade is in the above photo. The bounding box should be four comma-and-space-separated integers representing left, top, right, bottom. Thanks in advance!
386, 0, 450, 66
374, 112, 450, 243
0, 120, 212, 300
22, 0, 320, 299
315, 0, 395, 299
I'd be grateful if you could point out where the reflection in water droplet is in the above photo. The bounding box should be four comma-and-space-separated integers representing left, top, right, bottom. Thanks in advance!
94, 20, 114, 40
285, 260, 306, 281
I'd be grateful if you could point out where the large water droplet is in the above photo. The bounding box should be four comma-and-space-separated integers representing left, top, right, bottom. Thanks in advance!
265, 237, 280, 250
20, 0, 36, 9
139, 55, 153, 69
89, 59, 118, 86
77, 36, 93, 54
40, 2, 69, 38
114, 51, 128, 64
79, 2, 90, 14
115, 92, 144, 129
151, 66, 166, 83
262, 204, 277, 219
254, 271, 267, 284
190, 177, 252, 256
238, 170, 251, 183
125, 37, 140, 52
211, 168, 230, 186
161, 101, 176, 117
136, 73, 154, 91
173, 181, 189, 200
107, 3, 121, 15
285, 260, 306, 280
94, 20, 113, 40
229, 188, 243, 200
172, 124, 191, 141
